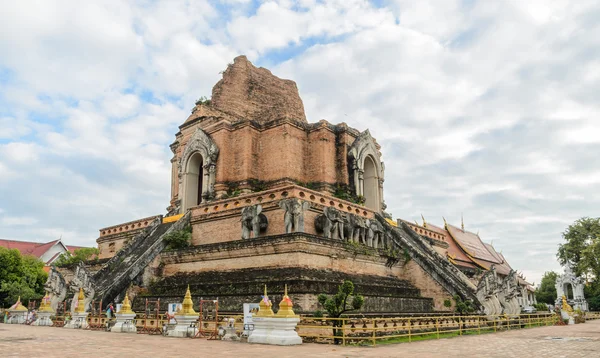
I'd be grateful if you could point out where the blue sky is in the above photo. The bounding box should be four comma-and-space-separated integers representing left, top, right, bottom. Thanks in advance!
1, 0, 599, 285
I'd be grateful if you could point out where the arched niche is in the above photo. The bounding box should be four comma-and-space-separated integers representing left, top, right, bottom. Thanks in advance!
178, 128, 219, 212
348, 130, 385, 212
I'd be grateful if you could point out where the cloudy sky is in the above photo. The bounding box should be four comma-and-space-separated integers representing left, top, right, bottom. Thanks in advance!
1, 0, 599, 285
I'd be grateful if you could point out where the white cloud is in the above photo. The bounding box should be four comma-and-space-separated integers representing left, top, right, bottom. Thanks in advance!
1, 216, 38, 226
0, 0, 599, 283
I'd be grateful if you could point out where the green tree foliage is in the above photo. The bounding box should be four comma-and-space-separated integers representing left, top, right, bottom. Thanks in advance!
0, 248, 47, 307
316, 280, 364, 344
54, 247, 99, 267
557, 217, 600, 311
535, 271, 558, 304
557, 217, 600, 280
163, 225, 192, 250
453, 295, 475, 314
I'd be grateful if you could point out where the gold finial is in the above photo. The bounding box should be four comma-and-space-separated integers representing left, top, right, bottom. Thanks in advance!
118, 292, 135, 314
461, 214, 464, 231
421, 214, 427, 228
10, 296, 27, 311
38, 293, 54, 313
255, 284, 274, 317
179, 285, 198, 316
443, 217, 447, 229
74, 288, 86, 313
276, 284, 298, 318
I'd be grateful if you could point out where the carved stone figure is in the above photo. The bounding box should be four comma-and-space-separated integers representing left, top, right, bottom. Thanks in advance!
367, 220, 384, 248
45, 266, 67, 311
279, 199, 310, 233
314, 207, 345, 240
68, 262, 95, 314
476, 267, 503, 316
241, 205, 268, 239
344, 214, 369, 244
498, 270, 521, 315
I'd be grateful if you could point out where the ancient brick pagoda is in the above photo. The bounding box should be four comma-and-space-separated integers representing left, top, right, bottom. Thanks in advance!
45, 56, 507, 315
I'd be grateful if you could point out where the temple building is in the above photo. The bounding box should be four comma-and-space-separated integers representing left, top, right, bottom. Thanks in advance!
45, 56, 532, 315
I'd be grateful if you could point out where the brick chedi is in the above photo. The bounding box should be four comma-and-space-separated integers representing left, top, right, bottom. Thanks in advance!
47, 56, 482, 316
211, 55, 307, 124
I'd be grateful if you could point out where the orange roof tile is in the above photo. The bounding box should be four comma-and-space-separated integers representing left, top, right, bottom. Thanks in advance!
446, 224, 501, 265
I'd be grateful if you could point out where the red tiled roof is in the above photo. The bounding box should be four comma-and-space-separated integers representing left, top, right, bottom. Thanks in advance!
425, 223, 480, 270
483, 243, 512, 276
66, 245, 88, 254
446, 224, 501, 266
0, 239, 58, 258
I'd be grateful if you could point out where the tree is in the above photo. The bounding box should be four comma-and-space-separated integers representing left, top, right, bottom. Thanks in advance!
162, 225, 192, 250
54, 247, 99, 267
557, 217, 600, 280
0, 247, 47, 307
316, 280, 364, 344
535, 271, 558, 304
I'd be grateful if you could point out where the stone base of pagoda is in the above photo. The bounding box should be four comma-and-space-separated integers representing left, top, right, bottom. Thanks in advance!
64, 312, 89, 329
111, 313, 137, 333
248, 316, 302, 346
166, 315, 198, 337
32, 311, 53, 326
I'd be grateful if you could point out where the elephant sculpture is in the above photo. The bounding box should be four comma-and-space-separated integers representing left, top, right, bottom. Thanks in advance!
241, 204, 268, 239
344, 214, 368, 244
315, 207, 345, 240
367, 219, 384, 248
279, 199, 310, 233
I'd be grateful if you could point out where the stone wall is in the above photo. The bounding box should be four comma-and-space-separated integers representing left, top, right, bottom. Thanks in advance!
153, 233, 452, 313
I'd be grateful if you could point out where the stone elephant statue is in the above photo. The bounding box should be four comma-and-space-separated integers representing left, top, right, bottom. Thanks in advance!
367, 219, 384, 248
344, 214, 368, 244
241, 204, 268, 239
315, 206, 345, 241
279, 199, 310, 233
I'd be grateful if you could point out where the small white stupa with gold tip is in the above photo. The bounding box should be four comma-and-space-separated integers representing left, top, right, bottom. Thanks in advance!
7, 296, 28, 324
248, 284, 302, 346
111, 292, 137, 333
167, 285, 200, 338
33, 293, 54, 326
64, 288, 89, 329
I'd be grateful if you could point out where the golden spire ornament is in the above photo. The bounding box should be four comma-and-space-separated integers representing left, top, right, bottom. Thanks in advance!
74, 288, 86, 313
255, 285, 274, 317
276, 284, 298, 318
10, 296, 28, 311
38, 293, 54, 313
179, 285, 198, 316
118, 292, 135, 314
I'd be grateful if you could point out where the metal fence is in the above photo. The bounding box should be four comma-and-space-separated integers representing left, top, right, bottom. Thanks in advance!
294, 313, 560, 346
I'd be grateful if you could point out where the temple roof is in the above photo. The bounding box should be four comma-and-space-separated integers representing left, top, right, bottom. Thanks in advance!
446, 223, 501, 267
483, 243, 512, 276
426, 222, 479, 270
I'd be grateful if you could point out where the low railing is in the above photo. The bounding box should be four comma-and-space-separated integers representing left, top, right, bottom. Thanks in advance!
295, 314, 559, 346
585, 311, 600, 320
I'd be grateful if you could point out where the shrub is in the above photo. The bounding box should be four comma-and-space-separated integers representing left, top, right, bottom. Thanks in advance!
163, 225, 192, 250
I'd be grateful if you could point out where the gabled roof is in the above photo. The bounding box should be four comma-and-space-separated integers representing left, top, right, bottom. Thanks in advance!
0, 239, 57, 258
446, 224, 501, 267
483, 243, 512, 276
66, 245, 86, 254
425, 223, 480, 270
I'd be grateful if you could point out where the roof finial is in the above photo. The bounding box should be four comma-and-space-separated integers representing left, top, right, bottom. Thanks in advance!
461, 213, 464, 231
442, 217, 447, 229
421, 214, 427, 228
